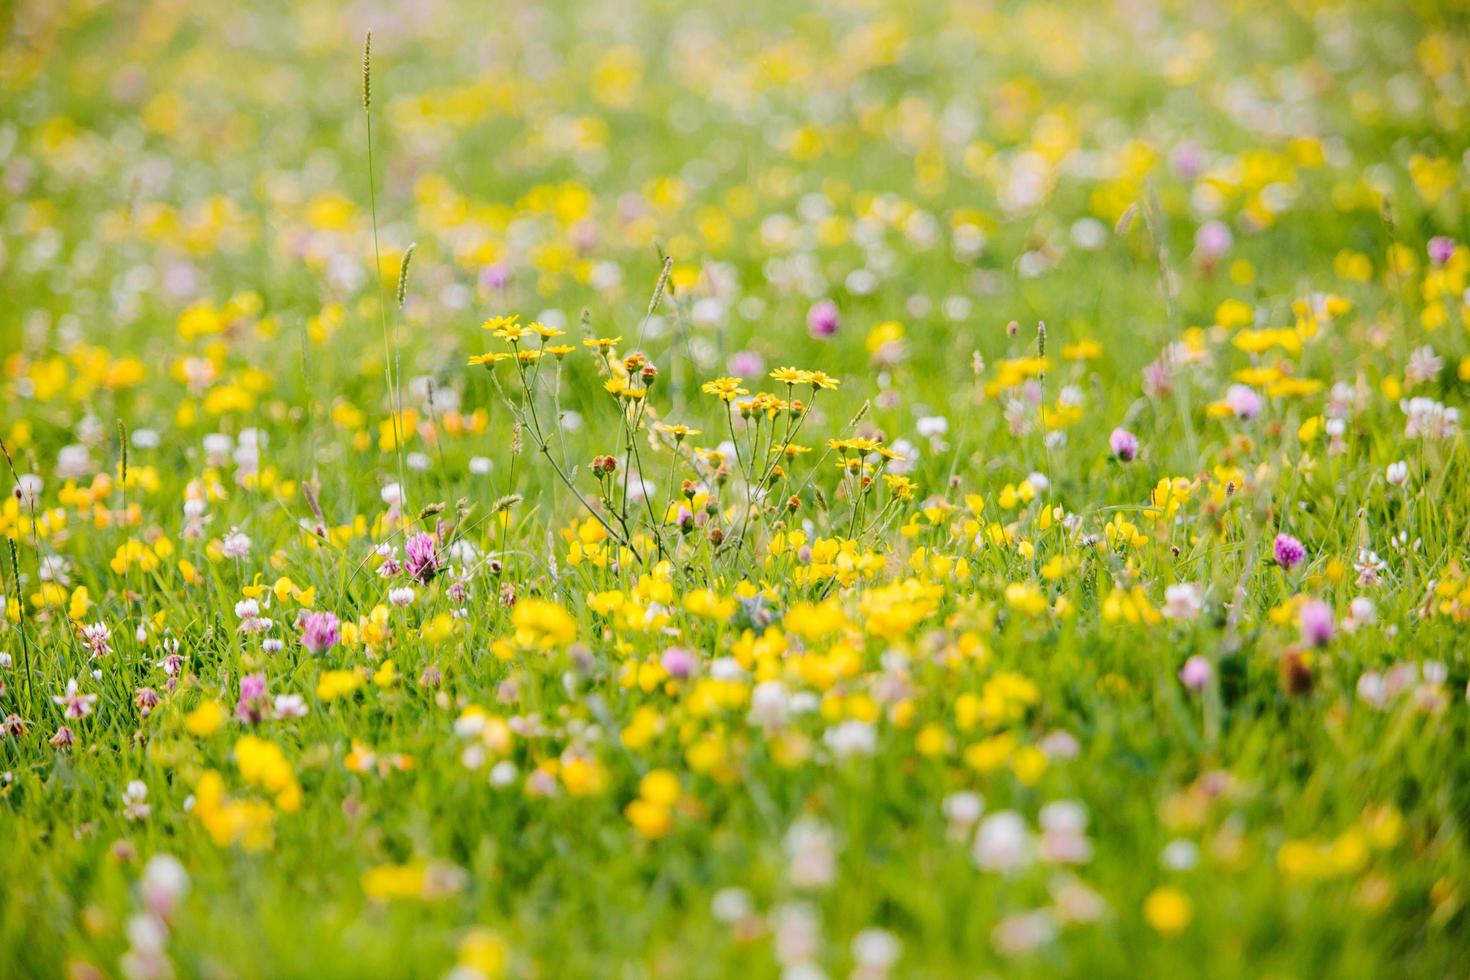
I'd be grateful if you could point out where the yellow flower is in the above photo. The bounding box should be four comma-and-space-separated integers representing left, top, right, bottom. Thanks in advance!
235, 735, 301, 811
1061, 339, 1102, 360
373, 659, 399, 687
362, 862, 427, 901
639, 769, 682, 806
625, 798, 672, 839
683, 589, 736, 619
457, 929, 510, 978
701, 377, 748, 402
1005, 582, 1048, 618
185, 700, 227, 737
1143, 887, 1192, 935
481, 314, 522, 336
317, 669, 364, 701
655, 422, 701, 441
511, 599, 577, 649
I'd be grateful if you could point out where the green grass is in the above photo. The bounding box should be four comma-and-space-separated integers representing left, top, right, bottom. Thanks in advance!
2, 0, 1469, 976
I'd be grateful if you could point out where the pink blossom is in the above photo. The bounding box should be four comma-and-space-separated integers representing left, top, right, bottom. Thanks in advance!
299, 611, 341, 655
1298, 599, 1335, 647
404, 532, 442, 584
807, 299, 840, 338
236, 672, 268, 723
53, 678, 97, 719
1225, 384, 1262, 420
1273, 533, 1306, 571
1108, 427, 1138, 462
81, 622, 112, 658
660, 646, 697, 679
1179, 655, 1212, 691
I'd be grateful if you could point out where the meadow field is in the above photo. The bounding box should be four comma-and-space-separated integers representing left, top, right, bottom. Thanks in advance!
2, 0, 1469, 976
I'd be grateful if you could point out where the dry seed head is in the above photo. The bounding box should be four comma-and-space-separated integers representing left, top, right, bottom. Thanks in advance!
397, 243, 415, 308
6, 539, 21, 593
1114, 201, 1139, 235
648, 256, 673, 314
362, 31, 373, 110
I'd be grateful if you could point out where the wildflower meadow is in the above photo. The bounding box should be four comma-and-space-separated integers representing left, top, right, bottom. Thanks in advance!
3, 0, 1470, 976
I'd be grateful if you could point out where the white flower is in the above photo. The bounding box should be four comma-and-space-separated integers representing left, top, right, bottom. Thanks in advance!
122, 780, 151, 821
1401, 397, 1459, 439
771, 902, 821, 967
1385, 461, 1409, 486
916, 416, 949, 438
973, 811, 1033, 873
202, 433, 233, 464
749, 681, 790, 729
1343, 596, 1376, 632
1162, 583, 1204, 621
851, 928, 901, 974
56, 444, 93, 479
991, 909, 1056, 957
785, 818, 836, 889
943, 791, 984, 827
489, 760, 518, 787
14, 474, 42, 505
1161, 839, 1199, 870
823, 720, 876, 759
140, 853, 189, 920
220, 529, 252, 559
711, 887, 753, 923
1038, 801, 1092, 864
272, 694, 308, 719
388, 586, 416, 607
1405, 345, 1442, 386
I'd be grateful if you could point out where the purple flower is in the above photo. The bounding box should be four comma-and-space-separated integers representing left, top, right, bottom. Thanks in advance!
728, 350, 765, 377
1109, 427, 1138, 462
1299, 600, 1335, 647
236, 672, 267, 723
1142, 357, 1172, 398
807, 299, 840, 338
1273, 533, 1306, 572
52, 678, 97, 720
82, 622, 113, 658
239, 673, 266, 701
1225, 384, 1263, 420
660, 646, 697, 680
1178, 656, 1212, 691
1428, 237, 1456, 266
404, 532, 442, 584
479, 263, 511, 290
1193, 220, 1233, 262
1170, 141, 1204, 180
299, 611, 341, 656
